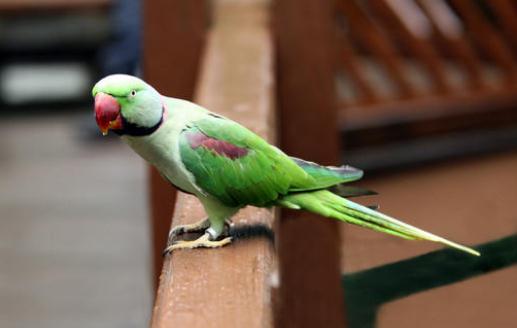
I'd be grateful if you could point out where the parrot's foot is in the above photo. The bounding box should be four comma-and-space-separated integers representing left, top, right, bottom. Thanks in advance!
167, 218, 210, 243
163, 233, 233, 254
167, 219, 233, 245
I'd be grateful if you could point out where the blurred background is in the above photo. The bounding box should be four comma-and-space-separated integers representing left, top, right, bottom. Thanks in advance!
0, 0, 516, 327
0, 1, 152, 327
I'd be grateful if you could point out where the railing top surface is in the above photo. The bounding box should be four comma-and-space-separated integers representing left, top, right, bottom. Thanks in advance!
150, 1, 276, 327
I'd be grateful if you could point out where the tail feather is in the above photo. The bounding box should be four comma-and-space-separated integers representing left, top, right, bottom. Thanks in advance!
277, 190, 480, 256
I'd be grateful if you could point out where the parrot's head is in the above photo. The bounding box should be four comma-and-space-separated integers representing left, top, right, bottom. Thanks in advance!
92, 74, 163, 136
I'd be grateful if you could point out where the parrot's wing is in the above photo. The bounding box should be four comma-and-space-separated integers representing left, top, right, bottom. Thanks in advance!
288, 157, 364, 191
179, 115, 315, 207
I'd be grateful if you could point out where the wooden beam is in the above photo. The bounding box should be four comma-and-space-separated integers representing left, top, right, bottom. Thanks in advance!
143, 0, 207, 289
274, 0, 347, 327
340, 88, 517, 128
150, 1, 276, 327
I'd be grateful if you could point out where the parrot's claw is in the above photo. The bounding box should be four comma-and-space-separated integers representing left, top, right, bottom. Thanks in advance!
163, 233, 233, 255
167, 218, 210, 243
167, 219, 234, 245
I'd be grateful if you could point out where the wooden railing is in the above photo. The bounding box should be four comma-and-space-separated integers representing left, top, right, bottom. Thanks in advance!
147, 1, 277, 326
145, 0, 347, 327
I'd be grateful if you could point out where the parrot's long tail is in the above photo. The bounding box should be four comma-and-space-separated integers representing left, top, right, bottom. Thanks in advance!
277, 190, 480, 256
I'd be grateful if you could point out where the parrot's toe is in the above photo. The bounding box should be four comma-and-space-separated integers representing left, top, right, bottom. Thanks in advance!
163, 233, 233, 255
167, 218, 210, 244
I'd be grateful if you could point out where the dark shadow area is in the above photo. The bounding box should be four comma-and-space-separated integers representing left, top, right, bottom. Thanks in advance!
342, 234, 517, 328
167, 223, 275, 246
230, 223, 275, 245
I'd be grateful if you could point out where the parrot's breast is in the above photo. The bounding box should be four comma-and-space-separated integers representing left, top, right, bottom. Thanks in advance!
122, 99, 208, 196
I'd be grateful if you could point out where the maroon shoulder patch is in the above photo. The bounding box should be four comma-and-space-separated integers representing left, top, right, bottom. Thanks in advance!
187, 132, 248, 159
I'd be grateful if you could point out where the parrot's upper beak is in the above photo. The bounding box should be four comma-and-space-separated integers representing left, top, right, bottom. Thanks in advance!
94, 93, 122, 135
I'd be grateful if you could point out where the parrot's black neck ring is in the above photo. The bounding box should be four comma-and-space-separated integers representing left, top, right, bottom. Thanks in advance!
114, 106, 165, 137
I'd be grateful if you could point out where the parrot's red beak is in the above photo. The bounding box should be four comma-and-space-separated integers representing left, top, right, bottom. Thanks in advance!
94, 93, 122, 136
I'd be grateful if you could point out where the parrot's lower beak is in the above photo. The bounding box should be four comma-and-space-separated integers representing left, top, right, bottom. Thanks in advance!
94, 93, 122, 136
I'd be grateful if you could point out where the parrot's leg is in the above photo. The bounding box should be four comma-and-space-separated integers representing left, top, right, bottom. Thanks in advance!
168, 217, 210, 241
163, 233, 233, 253
163, 197, 239, 253
168, 218, 233, 242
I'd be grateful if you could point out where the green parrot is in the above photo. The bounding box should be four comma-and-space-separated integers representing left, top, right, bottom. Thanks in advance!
92, 74, 479, 256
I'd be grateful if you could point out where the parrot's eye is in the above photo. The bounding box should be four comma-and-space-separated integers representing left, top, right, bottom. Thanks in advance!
130, 90, 136, 97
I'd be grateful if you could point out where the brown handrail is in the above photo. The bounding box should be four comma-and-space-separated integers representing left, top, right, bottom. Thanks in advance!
150, 1, 276, 327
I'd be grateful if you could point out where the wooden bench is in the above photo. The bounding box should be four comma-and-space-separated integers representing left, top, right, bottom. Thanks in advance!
336, 0, 517, 171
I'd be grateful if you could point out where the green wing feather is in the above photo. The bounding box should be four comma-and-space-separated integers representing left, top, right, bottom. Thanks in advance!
289, 157, 363, 191
179, 116, 315, 207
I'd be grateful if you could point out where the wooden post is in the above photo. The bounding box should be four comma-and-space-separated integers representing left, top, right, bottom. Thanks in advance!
143, 0, 207, 289
274, 0, 347, 327
150, 1, 276, 327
